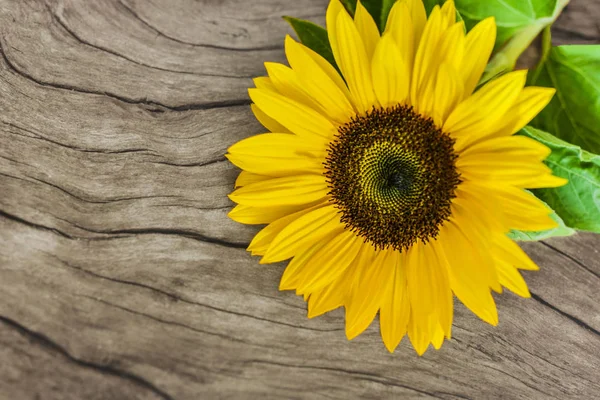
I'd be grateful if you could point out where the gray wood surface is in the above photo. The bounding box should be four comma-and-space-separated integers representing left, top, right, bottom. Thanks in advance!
1, 0, 599, 399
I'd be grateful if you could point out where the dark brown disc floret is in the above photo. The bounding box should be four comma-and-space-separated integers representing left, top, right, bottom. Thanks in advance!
324, 105, 461, 251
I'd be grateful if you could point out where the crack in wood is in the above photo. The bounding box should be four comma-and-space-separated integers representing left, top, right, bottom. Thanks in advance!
48, 253, 336, 335
0, 208, 74, 239
482, 363, 556, 398
77, 294, 259, 347
530, 292, 600, 337
0, 168, 187, 207
0, 40, 251, 112
117, 0, 284, 52
0, 316, 174, 400
43, 1, 255, 79
152, 156, 227, 168
541, 241, 600, 280
2, 119, 157, 155
242, 359, 445, 398
0, 208, 247, 247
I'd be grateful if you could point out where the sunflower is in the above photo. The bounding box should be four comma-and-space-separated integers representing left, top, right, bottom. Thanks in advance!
226, 0, 566, 354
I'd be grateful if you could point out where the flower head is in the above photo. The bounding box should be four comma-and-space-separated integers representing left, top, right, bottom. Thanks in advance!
227, 0, 566, 354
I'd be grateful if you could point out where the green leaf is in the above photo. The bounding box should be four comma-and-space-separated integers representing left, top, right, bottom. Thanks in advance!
457, 0, 568, 83
283, 17, 338, 71
528, 45, 600, 154
518, 126, 600, 233
456, 0, 567, 49
507, 193, 575, 241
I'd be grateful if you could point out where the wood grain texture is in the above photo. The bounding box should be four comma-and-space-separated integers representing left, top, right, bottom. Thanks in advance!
0, 0, 599, 399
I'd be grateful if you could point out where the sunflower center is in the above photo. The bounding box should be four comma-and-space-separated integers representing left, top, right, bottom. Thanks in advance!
324, 105, 461, 251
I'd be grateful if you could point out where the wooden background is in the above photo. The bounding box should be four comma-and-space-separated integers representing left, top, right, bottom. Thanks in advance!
1, 0, 599, 398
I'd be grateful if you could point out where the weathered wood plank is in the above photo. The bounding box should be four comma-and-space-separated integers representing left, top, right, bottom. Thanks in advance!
0, 318, 166, 400
1, 0, 599, 399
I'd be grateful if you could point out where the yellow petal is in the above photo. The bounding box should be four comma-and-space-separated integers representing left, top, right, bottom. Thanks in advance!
249, 88, 336, 140
345, 246, 394, 340
406, 243, 437, 327
438, 221, 499, 326
496, 261, 531, 297
335, 10, 378, 114
493, 87, 556, 137
431, 323, 445, 350
440, 0, 457, 28
459, 160, 555, 188
493, 235, 540, 271
461, 183, 557, 232
505, 213, 557, 232
380, 250, 410, 352
436, 21, 466, 76
307, 283, 345, 318
407, 312, 432, 356
445, 70, 528, 152
371, 33, 409, 108
453, 217, 504, 295
247, 203, 326, 255
235, 171, 270, 188
285, 36, 355, 124
302, 44, 352, 100
406, 0, 427, 47
280, 228, 342, 290
251, 104, 290, 133
459, 135, 552, 161
458, 160, 567, 188
354, 0, 380, 61
264, 62, 322, 112
450, 196, 507, 293
496, 188, 557, 231
262, 205, 342, 263
411, 5, 444, 108
445, 70, 527, 133
525, 175, 568, 188
387, 0, 427, 59
458, 157, 552, 173
493, 186, 552, 213
430, 240, 453, 338
326, 0, 346, 71
406, 241, 452, 339
307, 260, 358, 318
229, 203, 319, 225
459, 17, 496, 98
228, 133, 325, 156
432, 63, 462, 126
452, 186, 507, 237
385, 1, 415, 85
253, 76, 276, 91
227, 133, 325, 176
414, 65, 436, 119
295, 231, 363, 294
229, 174, 328, 208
